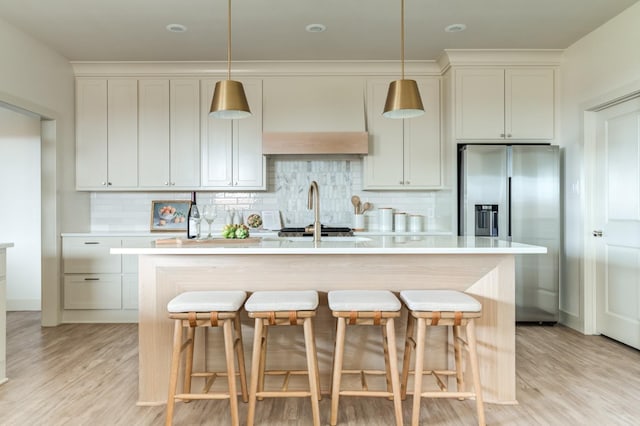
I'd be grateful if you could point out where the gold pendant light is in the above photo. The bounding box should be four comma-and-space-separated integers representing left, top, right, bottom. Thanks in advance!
210, 0, 251, 119
383, 0, 424, 119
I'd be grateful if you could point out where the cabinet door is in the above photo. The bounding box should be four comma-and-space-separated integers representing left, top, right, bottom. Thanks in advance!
170, 80, 201, 187
363, 79, 405, 189
234, 79, 265, 189
138, 79, 171, 188
64, 275, 122, 309
201, 79, 233, 188
122, 274, 138, 310
403, 78, 442, 188
506, 68, 555, 140
455, 69, 505, 140
62, 237, 122, 274
107, 79, 138, 187
76, 79, 108, 189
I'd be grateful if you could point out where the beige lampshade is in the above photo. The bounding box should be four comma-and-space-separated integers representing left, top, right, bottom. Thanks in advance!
383, 79, 424, 119
209, 79, 252, 119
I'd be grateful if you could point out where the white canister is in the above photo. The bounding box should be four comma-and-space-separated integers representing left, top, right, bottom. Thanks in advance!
353, 214, 365, 231
409, 215, 424, 232
379, 208, 393, 231
394, 212, 407, 232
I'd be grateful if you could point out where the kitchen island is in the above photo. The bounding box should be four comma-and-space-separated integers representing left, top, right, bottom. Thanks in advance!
113, 236, 546, 406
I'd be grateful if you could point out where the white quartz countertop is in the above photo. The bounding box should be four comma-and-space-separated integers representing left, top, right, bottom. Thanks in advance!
111, 235, 546, 255
0, 242, 14, 249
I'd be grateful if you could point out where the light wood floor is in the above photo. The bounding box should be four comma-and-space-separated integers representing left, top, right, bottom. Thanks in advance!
1, 312, 639, 425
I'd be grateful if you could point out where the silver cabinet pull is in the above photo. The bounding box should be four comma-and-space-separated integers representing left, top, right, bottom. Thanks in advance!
500, 133, 505, 138
83, 242, 100, 245
84, 277, 100, 281
593, 230, 603, 237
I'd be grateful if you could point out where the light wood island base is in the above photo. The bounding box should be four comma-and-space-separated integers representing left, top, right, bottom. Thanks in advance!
136, 253, 516, 406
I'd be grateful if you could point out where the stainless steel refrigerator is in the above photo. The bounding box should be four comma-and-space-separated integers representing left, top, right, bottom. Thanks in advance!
458, 144, 560, 323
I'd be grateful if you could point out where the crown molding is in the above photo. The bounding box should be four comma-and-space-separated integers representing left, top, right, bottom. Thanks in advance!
439, 49, 564, 70
70, 60, 442, 77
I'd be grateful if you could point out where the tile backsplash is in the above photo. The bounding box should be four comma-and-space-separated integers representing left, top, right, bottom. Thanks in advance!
90, 158, 453, 232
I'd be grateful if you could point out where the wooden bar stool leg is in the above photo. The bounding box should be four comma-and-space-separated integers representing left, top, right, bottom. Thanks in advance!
233, 315, 249, 403
385, 318, 403, 426
222, 319, 239, 426
165, 320, 183, 426
308, 316, 322, 401
182, 325, 196, 399
411, 317, 427, 426
257, 323, 268, 401
330, 316, 347, 426
382, 323, 393, 399
453, 324, 465, 396
467, 319, 486, 426
303, 317, 321, 426
401, 312, 415, 400
247, 317, 264, 426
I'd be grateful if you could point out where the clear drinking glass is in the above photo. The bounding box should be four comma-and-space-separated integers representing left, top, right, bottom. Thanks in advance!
203, 205, 217, 238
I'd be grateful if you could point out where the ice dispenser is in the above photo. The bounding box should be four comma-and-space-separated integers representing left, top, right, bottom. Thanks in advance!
475, 204, 498, 237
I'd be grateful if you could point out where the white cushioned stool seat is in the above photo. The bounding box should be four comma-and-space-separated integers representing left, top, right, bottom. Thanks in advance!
328, 290, 401, 312
400, 290, 481, 312
244, 290, 318, 312
167, 290, 247, 313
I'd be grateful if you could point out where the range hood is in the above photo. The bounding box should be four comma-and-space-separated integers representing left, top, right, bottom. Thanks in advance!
262, 132, 368, 155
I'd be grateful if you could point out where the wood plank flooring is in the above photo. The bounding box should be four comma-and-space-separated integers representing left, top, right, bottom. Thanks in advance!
1, 312, 639, 425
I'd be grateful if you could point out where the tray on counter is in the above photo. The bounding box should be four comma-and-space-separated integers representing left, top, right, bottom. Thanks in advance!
155, 237, 262, 246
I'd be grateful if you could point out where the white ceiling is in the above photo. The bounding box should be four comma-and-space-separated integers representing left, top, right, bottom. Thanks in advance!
0, 0, 637, 62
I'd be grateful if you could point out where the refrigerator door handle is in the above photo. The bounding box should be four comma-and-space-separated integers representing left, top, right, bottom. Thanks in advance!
507, 176, 512, 239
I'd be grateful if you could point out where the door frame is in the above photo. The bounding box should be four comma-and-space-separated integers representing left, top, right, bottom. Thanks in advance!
583, 86, 640, 335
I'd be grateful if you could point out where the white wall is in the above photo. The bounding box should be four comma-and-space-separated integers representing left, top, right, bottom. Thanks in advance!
559, 2, 640, 330
0, 16, 80, 325
0, 107, 42, 310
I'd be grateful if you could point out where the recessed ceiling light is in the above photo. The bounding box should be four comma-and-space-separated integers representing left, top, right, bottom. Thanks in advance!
305, 24, 327, 33
444, 24, 466, 33
166, 24, 187, 33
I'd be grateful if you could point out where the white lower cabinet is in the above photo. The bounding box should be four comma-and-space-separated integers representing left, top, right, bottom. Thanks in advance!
63, 275, 122, 310
62, 236, 156, 321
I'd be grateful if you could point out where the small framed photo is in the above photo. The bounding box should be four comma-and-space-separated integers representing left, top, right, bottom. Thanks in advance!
150, 200, 191, 232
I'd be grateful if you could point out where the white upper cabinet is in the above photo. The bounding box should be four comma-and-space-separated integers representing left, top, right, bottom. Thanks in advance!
263, 77, 365, 132
364, 78, 442, 190
455, 68, 555, 141
201, 79, 266, 190
76, 79, 138, 189
138, 79, 200, 188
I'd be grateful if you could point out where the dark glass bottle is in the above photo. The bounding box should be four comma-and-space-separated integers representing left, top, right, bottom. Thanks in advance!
187, 192, 200, 239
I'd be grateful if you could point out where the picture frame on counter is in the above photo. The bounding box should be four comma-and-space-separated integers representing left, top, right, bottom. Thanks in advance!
150, 200, 191, 232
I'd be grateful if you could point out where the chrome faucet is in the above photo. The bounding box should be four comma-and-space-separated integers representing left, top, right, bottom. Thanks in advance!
307, 180, 321, 242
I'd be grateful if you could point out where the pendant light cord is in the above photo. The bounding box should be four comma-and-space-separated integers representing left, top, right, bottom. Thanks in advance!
400, 0, 405, 80
227, 0, 231, 80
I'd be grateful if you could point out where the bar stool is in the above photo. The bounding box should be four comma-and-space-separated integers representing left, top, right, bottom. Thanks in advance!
400, 290, 485, 426
328, 290, 403, 426
244, 290, 321, 426
165, 291, 248, 426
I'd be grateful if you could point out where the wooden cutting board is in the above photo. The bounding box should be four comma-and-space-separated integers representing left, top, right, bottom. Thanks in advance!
155, 237, 262, 246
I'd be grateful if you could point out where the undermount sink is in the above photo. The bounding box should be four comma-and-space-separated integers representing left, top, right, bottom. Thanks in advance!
282, 236, 372, 242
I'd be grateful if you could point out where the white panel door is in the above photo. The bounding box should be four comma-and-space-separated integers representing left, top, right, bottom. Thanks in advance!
595, 97, 640, 349
138, 79, 171, 187
455, 68, 505, 140
233, 79, 265, 189
170, 79, 200, 187
107, 79, 138, 188
201, 79, 233, 188
506, 68, 555, 140
76, 79, 108, 189
363, 79, 404, 189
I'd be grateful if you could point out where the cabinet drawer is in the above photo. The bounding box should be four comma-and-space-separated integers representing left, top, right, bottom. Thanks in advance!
63, 237, 122, 273
122, 274, 138, 310
63, 275, 122, 309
